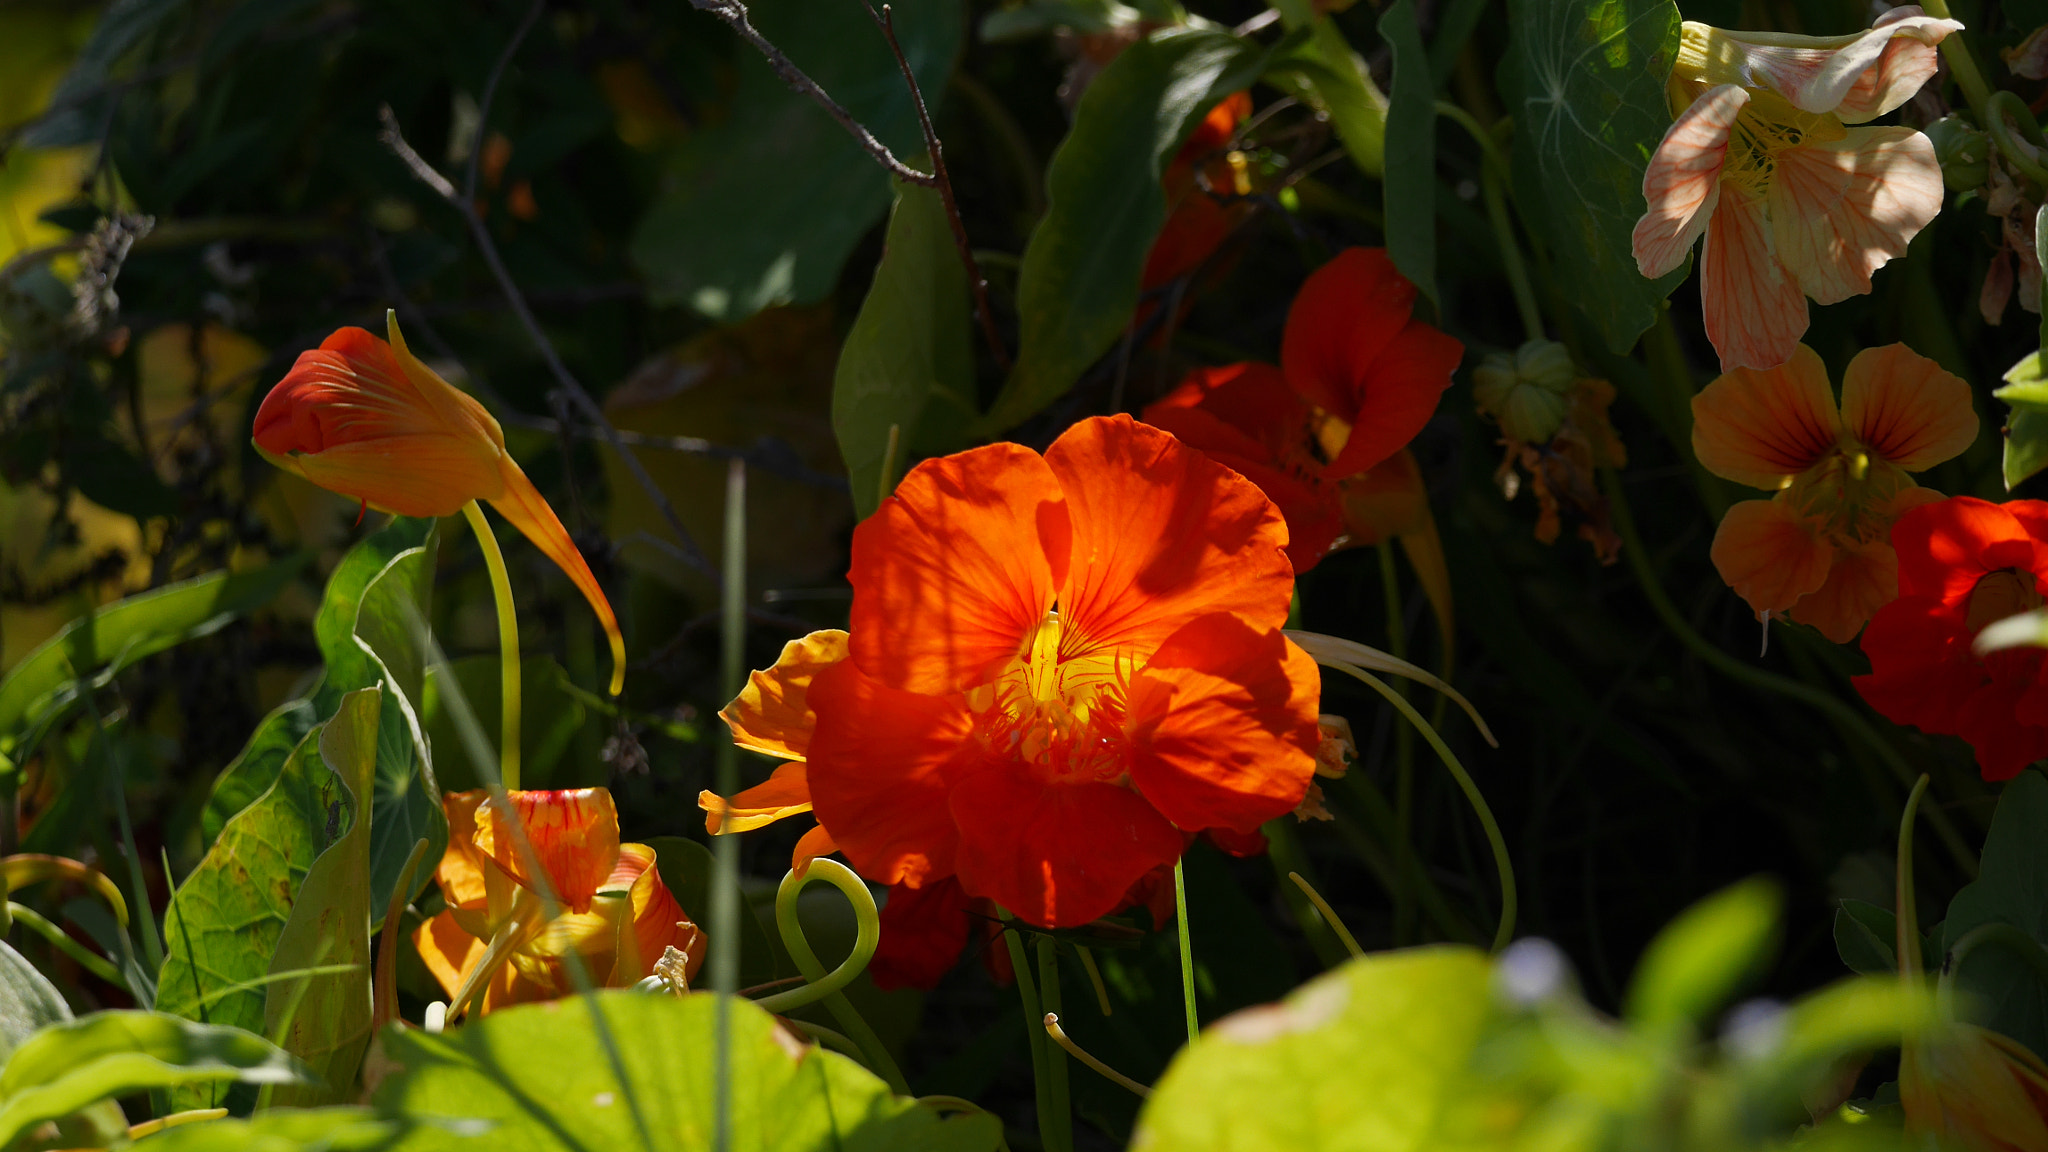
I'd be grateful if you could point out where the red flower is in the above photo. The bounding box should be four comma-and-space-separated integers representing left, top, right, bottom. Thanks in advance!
1142, 92, 1255, 293
1854, 497, 2048, 779
1142, 248, 1461, 572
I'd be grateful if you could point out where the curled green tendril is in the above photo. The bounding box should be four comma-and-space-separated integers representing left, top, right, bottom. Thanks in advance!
754, 860, 908, 1094
1985, 91, 2048, 189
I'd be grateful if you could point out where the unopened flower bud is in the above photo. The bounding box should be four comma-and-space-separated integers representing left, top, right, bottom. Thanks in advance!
1925, 114, 1990, 191
1473, 340, 1577, 444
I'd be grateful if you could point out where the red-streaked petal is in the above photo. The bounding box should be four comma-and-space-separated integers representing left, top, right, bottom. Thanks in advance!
473, 788, 622, 915
1692, 344, 1843, 488
719, 630, 850, 761
1281, 248, 1417, 417
1768, 129, 1942, 307
805, 659, 974, 889
1839, 344, 1978, 471
849, 443, 1066, 695
1708, 498, 1835, 618
1701, 188, 1809, 372
1124, 616, 1320, 834
281, 435, 504, 518
1045, 415, 1294, 661
948, 768, 1185, 929
487, 457, 627, 696
1716, 13, 1960, 122
1634, 84, 1743, 278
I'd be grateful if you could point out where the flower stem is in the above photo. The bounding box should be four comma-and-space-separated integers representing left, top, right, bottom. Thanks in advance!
1001, 917, 1058, 1145
1286, 873, 1364, 959
1036, 937, 1073, 1151
1916, 0, 1993, 125
1174, 857, 1199, 1044
713, 459, 748, 1149
461, 500, 521, 791
1985, 91, 2048, 187
1437, 101, 1543, 342
1045, 1013, 1151, 1097
1601, 470, 1979, 880
1897, 774, 1928, 979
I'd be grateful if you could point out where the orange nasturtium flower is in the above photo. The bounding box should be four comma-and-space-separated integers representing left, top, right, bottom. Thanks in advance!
1632, 8, 1959, 371
413, 787, 703, 1013
253, 314, 626, 693
713, 415, 1321, 928
700, 628, 848, 875
1692, 342, 1976, 642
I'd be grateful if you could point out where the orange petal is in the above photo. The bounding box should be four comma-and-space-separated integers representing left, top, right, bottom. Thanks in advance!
1700, 188, 1810, 372
1124, 615, 1321, 834
486, 456, 627, 696
616, 842, 706, 985
474, 788, 622, 914
1709, 498, 1835, 618
792, 823, 840, 876
699, 761, 813, 835
1769, 129, 1941, 306
1281, 248, 1417, 419
720, 630, 849, 760
436, 789, 493, 911
1692, 344, 1843, 488
412, 908, 484, 1000
805, 659, 976, 889
1839, 343, 1978, 471
1044, 414, 1294, 661
1633, 84, 1742, 279
849, 442, 1066, 695
1334, 448, 1429, 547
1787, 532, 1899, 642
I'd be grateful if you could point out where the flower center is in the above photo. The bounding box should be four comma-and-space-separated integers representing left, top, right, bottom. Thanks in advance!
1966, 570, 2046, 634
1785, 444, 1912, 544
1721, 92, 1844, 200
965, 611, 1133, 784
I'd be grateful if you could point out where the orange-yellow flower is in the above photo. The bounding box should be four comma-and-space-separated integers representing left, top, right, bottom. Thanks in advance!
412, 787, 703, 1013
253, 315, 626, 693
1632, 9, 1958, 371
1692, 343, 1976, 642
698, 628, 846, 876
1902, 1021, 2048, 1151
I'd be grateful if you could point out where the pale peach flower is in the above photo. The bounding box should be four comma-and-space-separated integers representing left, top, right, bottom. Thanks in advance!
1632, 9, 1960, 371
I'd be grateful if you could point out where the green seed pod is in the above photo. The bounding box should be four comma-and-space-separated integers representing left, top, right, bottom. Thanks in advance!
1924, 114, 1990, 192
1473, 340, 1576, 443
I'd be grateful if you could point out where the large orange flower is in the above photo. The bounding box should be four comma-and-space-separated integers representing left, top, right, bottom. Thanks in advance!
1632, 9, 1959, 371
717, 416, 1319, 928
1692, 343, 1976, 642
413, 787, 703, 1013
253, 314, 626, 693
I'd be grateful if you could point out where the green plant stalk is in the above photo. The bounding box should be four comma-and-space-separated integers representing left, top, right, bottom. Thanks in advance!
1601, 470, 1980, 879
1260, 818, 1351, 968
461, 501, 521, 792
1897, 774, 1928, 980
1174, 858, 1199, 1044
1285, 874, 1364, 959
1436, 101, 1542, 342
1037, 937, 1073, 1152
1916, 0, 1992, 124
1331, 662, 1517, 952
77, 692, 162, 972
761, 860, 907, 1094
1002, 918, 1058, 1145
6, 902, 124, 986
713, 459, 747, 1151
1379, 543, 1420, 946
1985, 91, 2048, 187
1329, 773, 1482, 943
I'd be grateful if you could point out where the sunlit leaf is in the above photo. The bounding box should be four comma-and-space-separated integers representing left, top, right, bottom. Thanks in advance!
1626, 877, 1781, 1031
834, 177, 976, 519
374, 991, 1005, 1150
1997, 354, 2048, 490
1503, 0, 1684, 350
629, 0, 963, 323
1262, 10, 1388, 178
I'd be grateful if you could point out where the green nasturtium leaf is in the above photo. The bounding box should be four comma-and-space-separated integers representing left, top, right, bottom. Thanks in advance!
0, 1011, 309, 1150
834, 177, 977, 519
980, 27, 1271, 434
375, 991, 1004, 1151
158, 717, 348, 1113
1381, 0, 1436, 303
629, 0, 963, 322
1626, 877, 1781, 1031
1941, 769, 2048, 1058
1131, 946, 1492, 1150
0, 556, 303, 781
1997, 353, 2048, 490
261, 687, 380, 1107
1833, 899, 1899, 978
1504, 0, 1684, 351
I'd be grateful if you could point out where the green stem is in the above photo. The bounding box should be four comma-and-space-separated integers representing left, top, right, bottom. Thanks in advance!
1286, 874, 1364, 958
1379, 544, 1419, 946
758, 860, 907, 1094
461, 500, 521, 792
1897, 775, 1928, 980
714, 460, 748, 1148
1174, 857, 1199, 1044
1261, 819, 1351, 968
1985, 91, 2048, 187
6, 902, 124, 987
1436, 101, 1542, 342
1002, 917, 1057, 1145
1330, 773, 1483, 943
1036, 937, 1072, 1152
1330, 663, 1517, 952
1917, 0, 1992, 124
76, 692, 161, 971
1601, 470, 1979, 880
